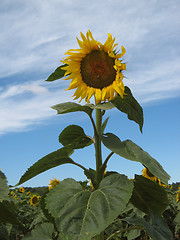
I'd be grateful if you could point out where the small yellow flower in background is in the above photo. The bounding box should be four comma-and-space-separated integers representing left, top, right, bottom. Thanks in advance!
168, 185, 172, 189
19, 187, 25, 193
10, 190, 14, 195
48, 178, 60, 190
176, 190, 180, 203
142, 168, 167, 187
61, 30, 126, 104
142, 168, 157, 182
27, 191, 31, 196
30, 195, 40, 206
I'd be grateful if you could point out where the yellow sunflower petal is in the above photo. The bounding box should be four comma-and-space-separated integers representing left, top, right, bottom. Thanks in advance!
95, 89, 102, 104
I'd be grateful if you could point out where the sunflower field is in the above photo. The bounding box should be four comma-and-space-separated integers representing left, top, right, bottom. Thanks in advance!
0, 31, 180, 240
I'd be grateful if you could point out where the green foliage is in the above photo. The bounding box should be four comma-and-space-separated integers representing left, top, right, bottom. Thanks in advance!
131, 175, 169, 215
125, 213, 174, 240
101, 133, 170, 185
0, 171, 9, 201
22, 222, 54, 240
59, 125, 93, 149
52, 102, 93, 116
46, 64, 67, 82
17, 146, 74, 185
102, 117, 110, 133
111, 86, 144, 132
45, 174, 133, 240
0, 200, 19, 225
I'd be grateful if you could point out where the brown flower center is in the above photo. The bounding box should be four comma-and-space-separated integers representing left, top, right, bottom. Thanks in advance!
80, 50, 116, 89
146, 169, 155, 177
32, 197, 38, 204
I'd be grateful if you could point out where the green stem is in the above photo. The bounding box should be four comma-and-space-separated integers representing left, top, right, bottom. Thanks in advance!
95, 108, 103, 188
94, 109, 104, 240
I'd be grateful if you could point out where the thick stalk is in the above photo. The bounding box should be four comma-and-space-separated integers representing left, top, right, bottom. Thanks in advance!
95, 108, 103, 187
95, 108, 104, 240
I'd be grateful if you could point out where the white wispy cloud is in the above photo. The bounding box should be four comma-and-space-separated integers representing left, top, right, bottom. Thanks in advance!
0, 0, 180, 134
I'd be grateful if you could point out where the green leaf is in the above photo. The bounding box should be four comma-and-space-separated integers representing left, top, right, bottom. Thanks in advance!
124, 229, 141, 240
22, 222, 54, 240
46, 64, 67, 81
17, 146, 74, 185
45, 174, 133, 240
125, 213, 174, 240
0, 171, 9, 201
88, 102, 115, 110
102, 133, 170, 185
0, 200, 20, 225
130, 175, 169, 215
52, 102, 93, 116
102, 117, 110, 133
111, 86, 144, 132
59, 125, 93, 149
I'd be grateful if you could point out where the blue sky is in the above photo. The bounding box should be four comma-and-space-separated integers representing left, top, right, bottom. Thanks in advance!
0, 0, 180, 187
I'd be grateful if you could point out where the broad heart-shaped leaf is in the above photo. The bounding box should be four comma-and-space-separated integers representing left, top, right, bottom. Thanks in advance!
59, 125, 93, 149
16, 146, 74, 186
45, 174, 133, 240
52, 102, 93, 116
102, 133, 170, 185
46, 64, 67, 81
125, 212, 174, 240
130, 175, 169, 215
22, 223, 54, 240
111, 86, 144, 132
0, 171, 9, 201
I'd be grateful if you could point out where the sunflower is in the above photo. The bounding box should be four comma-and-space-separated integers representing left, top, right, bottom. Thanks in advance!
176, 190, 180, 203
30, 195, 40, 206
61, 30, 126, 104
19, 187, 25, 193
48, 178, 60, 190
142, 168, 157, 182
27, 191, 31, 196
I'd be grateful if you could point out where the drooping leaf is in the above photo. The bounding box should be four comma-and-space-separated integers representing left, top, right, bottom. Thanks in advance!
0, 200, 20, 225
130, 175, 169, 215
111, 86, 144, 132
125, 212, 174, 240
59, 125, 93, 149
16, 146, 74, 186
45, 174, 133, 240
52, 102, 93, 116
102, 133, 170, 185
22, 222, 54, 240
0, 171, 9, 201
46, 64, 67, 81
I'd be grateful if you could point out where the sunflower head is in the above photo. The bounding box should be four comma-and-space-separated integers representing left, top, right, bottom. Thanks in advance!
48, 178, 60, 190
30, 195, 40, 206
19, 187, 25, 193
61, 30, 126, 104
